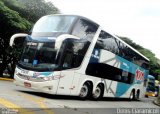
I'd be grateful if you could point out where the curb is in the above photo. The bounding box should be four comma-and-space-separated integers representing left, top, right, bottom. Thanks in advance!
0, 77, 14, 81
153, 100, 160, 107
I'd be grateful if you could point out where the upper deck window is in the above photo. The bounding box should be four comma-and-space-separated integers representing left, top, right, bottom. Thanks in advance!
72, 19, 98, 42
32, 15, 76, 33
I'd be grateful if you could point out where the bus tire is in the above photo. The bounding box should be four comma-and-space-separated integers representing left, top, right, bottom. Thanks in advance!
129, 90, 135, 101
79, 82, 92, 100
135, 90, 140, 100
145, 94, 148, 98
92, 84, 104, 100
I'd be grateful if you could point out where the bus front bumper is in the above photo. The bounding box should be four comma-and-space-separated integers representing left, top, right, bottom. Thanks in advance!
14, 75, 57, 94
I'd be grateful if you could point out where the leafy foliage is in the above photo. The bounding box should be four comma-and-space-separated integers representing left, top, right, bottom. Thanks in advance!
119, 36, 160, 79
1, 0, 59, 23
0, 1, 32, 77
0, 0, 59, 77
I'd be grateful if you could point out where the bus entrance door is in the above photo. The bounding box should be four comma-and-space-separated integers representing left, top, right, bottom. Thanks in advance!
57, 70, 75, 95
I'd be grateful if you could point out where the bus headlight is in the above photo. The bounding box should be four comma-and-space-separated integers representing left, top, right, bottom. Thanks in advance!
42, 76, 53, 81
40, 75, 63, 81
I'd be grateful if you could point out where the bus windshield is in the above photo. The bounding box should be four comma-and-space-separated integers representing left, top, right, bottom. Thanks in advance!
19, 41, 59, 71
32, 15, 76, 33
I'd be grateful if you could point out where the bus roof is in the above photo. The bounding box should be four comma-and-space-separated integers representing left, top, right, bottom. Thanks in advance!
46, 14, 99, 26
46, 14, 149, 61
148, 75, 155, 79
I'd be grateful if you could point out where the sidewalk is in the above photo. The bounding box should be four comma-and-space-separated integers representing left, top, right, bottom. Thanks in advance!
153, 98, 160, 107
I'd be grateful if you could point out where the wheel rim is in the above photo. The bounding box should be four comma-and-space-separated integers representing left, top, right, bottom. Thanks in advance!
136, 92, 139, 99
93, 87, 101, 99
80, 85, 88, 98
130, 92, 134, 99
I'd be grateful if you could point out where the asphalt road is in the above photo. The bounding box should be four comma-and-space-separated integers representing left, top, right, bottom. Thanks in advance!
0, 80, 159, 114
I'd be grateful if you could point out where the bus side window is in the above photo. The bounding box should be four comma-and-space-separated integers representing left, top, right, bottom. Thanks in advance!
97, 30, 119, 54
61, 39, 90, 70
62, 52, 73, 68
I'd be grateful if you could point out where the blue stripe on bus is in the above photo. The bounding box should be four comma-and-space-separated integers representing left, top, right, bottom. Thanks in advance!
115, 55, 148, 97
89, 49, 148, 97
115, 55, 132, 97
33, 72, 52, 77
26, 35, 56, 42
115, 83, 131, 97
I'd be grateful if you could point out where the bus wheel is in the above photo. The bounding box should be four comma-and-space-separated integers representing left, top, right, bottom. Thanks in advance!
135, 90, 140, 100
129, 90, 135, 100
92, 85, 104, 100
79, 83, 91, 99
145, 94, 148, 98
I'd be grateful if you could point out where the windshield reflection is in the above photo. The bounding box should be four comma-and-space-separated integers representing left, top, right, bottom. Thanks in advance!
19, 41, 59, 71
32, 15, 76, 33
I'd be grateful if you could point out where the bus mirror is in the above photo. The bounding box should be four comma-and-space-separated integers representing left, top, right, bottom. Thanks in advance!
10, 33, 28, 47
55, 35, 80, 49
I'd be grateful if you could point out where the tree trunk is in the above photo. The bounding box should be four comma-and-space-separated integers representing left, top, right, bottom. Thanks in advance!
0, 63, 6, 77
0, 69, 3, 77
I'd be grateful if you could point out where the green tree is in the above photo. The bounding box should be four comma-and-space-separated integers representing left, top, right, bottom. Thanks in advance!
0, 1, 32, 77
119, 36, 160, 78
0, 0, 59, 77
2, 0, 59, 23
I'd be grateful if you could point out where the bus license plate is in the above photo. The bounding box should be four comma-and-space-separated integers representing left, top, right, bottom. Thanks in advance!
24, 82, 31, 87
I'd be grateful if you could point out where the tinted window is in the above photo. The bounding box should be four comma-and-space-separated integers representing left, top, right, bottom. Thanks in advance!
86, 30, 148, 84
86, 30, 134, 84
18, 42, 59, 71
32, 15, 75, 33
86, 63, 134, 84
118, 41, 149, 69
97, 31, 148, 69
97, 31, 119, 54
72, 19, 98, 42
61, 39, 90, 69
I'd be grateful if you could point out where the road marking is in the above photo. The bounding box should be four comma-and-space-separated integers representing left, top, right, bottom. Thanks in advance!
19, 93, 54, 114
0, 98, 34, 114
0, 77, 13, 81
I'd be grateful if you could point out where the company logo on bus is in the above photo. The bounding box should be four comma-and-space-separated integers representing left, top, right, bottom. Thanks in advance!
33, 72, 40, 78
136, 69, 144, 81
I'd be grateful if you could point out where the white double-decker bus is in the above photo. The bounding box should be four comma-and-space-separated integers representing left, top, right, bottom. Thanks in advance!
10, 15, 149, 100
